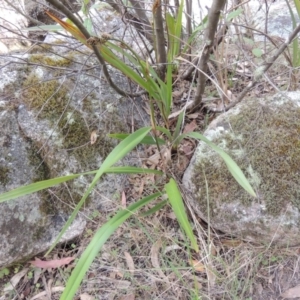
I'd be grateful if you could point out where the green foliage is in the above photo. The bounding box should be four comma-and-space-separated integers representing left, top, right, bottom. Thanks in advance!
108, 133, 165, 145
252, 48, 263, 58
226, 7, 243, 21
0, 268, 10, 279
0, 3, 259, 300
166, 0, 184, 60
0, 167, 162, 203
287, 0, 300, 67
60, 192, 161, 300
45, 127, 153, 255
165, 178, 199, 252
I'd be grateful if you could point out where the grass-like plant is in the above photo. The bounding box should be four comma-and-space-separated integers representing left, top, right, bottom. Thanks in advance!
0, 1, 259, 299
287, 0, 300, 67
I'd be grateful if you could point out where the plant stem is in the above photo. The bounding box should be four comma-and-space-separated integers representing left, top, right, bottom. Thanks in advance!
192, 0, 227, 109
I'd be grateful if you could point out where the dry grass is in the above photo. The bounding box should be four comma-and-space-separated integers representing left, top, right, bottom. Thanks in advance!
1, 1, 300, 300
2, 202, 300, 300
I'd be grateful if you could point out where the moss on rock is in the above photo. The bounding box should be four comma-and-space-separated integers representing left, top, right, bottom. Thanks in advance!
22, 74, 69, 120
0, 165, 10, 186
28, 53, 74, 67
58, 109, 115, 169
20, 63, 118, 215
28, 44, 53, 54
192, 99, 300, 217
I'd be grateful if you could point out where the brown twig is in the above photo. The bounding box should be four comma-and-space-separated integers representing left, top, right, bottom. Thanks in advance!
152, 0, 167, 79
192, 0, 227, 109
103, 0, 154, 44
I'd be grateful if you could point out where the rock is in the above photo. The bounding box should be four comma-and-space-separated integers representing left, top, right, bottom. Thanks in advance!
183, 92, 300, 247
0, 104, 86, 266
0, 7, 148, 267
253, 0, 298, 40
0, 0, 30, 53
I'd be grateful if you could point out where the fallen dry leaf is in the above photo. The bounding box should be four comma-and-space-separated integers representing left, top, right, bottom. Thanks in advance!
166, 211, 177, 220
172, 88, 184, 99
121, 191, 127, 208
41, 274, 52, 299
90, 130, 98, 145
281, 285, 300, 298
80, 293, 95, 300
187, 113, 199, 119
4, 268, 29, 292
119, 294, 135, 300
110, 269, 124, 279
180, 143, 193, 156
220, 239, 243, 248
30, 257, 75, 269
29, 286, 64, 300
189, 259, 205, 272
146, 149, 161, 167
162, 147, 171, 167
168, 101, 193, 119
183, 119, 197, 134
124, 251, 135, 274
163, 244, 182, 254
151, 239, 169, 281
33, 267, 43, 284
22, 285, 31, 297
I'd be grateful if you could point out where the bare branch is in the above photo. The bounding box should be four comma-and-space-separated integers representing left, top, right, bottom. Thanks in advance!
153, 0, 167, 79
192, 0, 227, 109
128, 0, 153, 41
45, 0, 141, 97
102, 0, 154, 44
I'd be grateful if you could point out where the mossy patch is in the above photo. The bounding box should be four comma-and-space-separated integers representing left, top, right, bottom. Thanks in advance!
28, 44, 53, 54
0, 165, 10, 186
28, 53, 74, 67
25, 137, 51, 183
192, 99, 300, 217
21, 70, 117, 214
58, 109, 115, 169
22, 74, 69, 120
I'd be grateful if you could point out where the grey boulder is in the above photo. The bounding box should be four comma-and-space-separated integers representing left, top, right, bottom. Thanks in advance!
183, 92, 300, 247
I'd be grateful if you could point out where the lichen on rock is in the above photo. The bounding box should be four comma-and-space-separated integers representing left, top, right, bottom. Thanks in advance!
183, 92, 300, 246
0, 5, 149, 267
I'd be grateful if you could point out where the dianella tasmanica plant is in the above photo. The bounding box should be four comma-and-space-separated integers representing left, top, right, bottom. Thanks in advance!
0, 1, 257, 299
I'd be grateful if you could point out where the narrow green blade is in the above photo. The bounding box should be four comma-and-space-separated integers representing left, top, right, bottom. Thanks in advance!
60, 192, 161, 300
46, 127, 152, 255
186, 132, 256, 197
165, 178, 199, 252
